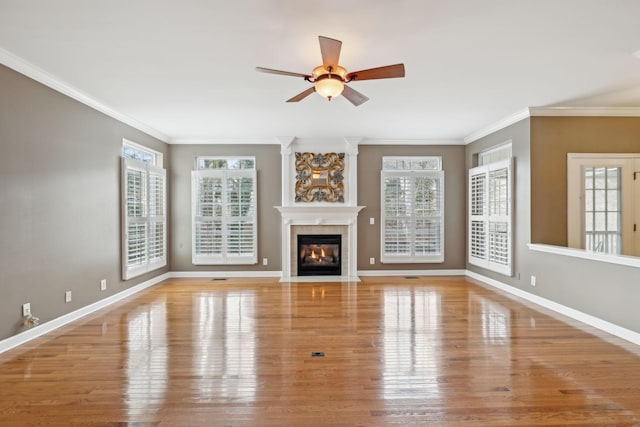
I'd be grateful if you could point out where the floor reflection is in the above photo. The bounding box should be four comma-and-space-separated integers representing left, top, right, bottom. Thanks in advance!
463, 292, 514, 403
382, 287, 442, 400
471, 293, 511, 345
126, 297, 168, 418
193, 290, 256, 402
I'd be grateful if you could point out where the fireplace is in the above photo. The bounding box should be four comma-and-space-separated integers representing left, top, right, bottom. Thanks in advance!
275, 138, 363, 281
297, 234, 342, 276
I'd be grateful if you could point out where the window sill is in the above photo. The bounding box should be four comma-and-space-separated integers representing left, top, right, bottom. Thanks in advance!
528, 243, 640, 268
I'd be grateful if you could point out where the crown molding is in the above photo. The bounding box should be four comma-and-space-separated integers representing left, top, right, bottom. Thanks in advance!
361, 138, 464, 146
171, 137, 467, 146
529, 106, 640, 117
465, 106, 640, 144
169, 137, 280, 145
464, 108, 530, 144
0, 47, 170, 143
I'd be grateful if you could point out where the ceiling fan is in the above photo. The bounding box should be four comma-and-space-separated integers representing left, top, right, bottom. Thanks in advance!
256, 36, 405, 106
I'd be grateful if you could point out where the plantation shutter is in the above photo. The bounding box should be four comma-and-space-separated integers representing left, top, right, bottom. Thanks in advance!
192, 169, 257, 265
468, 158, 513, 276
148, 167, 166, 265
122, 158, 166, 279
382, 174, 412, 257
381, 170, 444, 263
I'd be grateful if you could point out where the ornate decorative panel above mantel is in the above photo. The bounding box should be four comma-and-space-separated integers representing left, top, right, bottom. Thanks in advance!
294, 152, 345, 203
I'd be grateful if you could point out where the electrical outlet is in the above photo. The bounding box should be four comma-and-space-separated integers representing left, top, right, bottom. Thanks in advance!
530, 275, 536, 287
369, 257, 375, 265
100, 279, 107, 291
262, 258, 268, 266
369, 217, 375, 225
22, 303, 31, 317
65, 291, 72, 303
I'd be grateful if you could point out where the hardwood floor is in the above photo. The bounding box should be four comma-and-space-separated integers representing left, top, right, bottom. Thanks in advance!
1, 276, 640, 426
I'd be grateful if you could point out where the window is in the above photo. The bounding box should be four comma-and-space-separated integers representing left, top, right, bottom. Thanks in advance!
380, 156, 444, 263
567, 154, 640, 257
121, 142, 166, 279
468, 144, 513, 276
192, 157, 257, 265
123, 139, 163, 166
583, 167, 621, 253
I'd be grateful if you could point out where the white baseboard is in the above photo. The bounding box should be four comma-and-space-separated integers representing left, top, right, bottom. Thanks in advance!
357, 269, 466, 277
170, 271, 282, 278
466, 270, 640, 346
0, 272, 171, 355
280, 275, 360, 283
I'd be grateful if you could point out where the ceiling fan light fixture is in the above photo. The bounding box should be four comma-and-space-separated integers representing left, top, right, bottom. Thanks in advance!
312, 65, 347, 79
314, 76, 344, 100
256, 36, 405, 105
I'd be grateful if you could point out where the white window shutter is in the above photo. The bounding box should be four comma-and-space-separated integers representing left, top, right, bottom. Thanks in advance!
413, 174, 443, 258
192, 169, 257, 265
382, 174, 412, 257
469, 168, 487, 266
122, 158, 166, 280
147, 165, 166, 268
381, 170, 444, 263
193, 171, 224, 263
468, 158, 513, 276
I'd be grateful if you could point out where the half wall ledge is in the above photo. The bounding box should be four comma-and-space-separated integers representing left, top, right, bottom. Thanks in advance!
528, 243, 640, 268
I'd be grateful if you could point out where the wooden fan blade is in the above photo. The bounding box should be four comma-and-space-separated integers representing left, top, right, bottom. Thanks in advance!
319, 36, 342, 69
346, 64, 405, 81
342, 85, 369, 106
256, 67, 310, 78
286, 86, 316, 102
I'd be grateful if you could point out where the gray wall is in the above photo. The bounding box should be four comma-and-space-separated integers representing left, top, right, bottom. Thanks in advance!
357, 145, 466, 271
169, 144, 282, 272
467, 118, 640, 334
0, 64, 170, 341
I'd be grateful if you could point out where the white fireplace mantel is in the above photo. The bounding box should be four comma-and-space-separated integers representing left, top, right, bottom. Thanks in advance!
275, 205, 364, 282
275, 205, 364, 224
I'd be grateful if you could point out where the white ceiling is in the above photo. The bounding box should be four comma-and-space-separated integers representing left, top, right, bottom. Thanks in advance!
2, 0, 640, 143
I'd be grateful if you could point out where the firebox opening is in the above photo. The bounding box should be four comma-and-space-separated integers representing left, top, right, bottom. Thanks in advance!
297, 234, 342, 276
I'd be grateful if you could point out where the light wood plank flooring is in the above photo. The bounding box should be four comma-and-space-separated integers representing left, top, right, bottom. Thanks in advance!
1, 276, 640, 426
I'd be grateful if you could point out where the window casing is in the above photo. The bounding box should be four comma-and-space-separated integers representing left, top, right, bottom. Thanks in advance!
380, 157, 444, 263
121, 144, 166, 280
468, 151, 513, 276
192, 157, 257, 265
